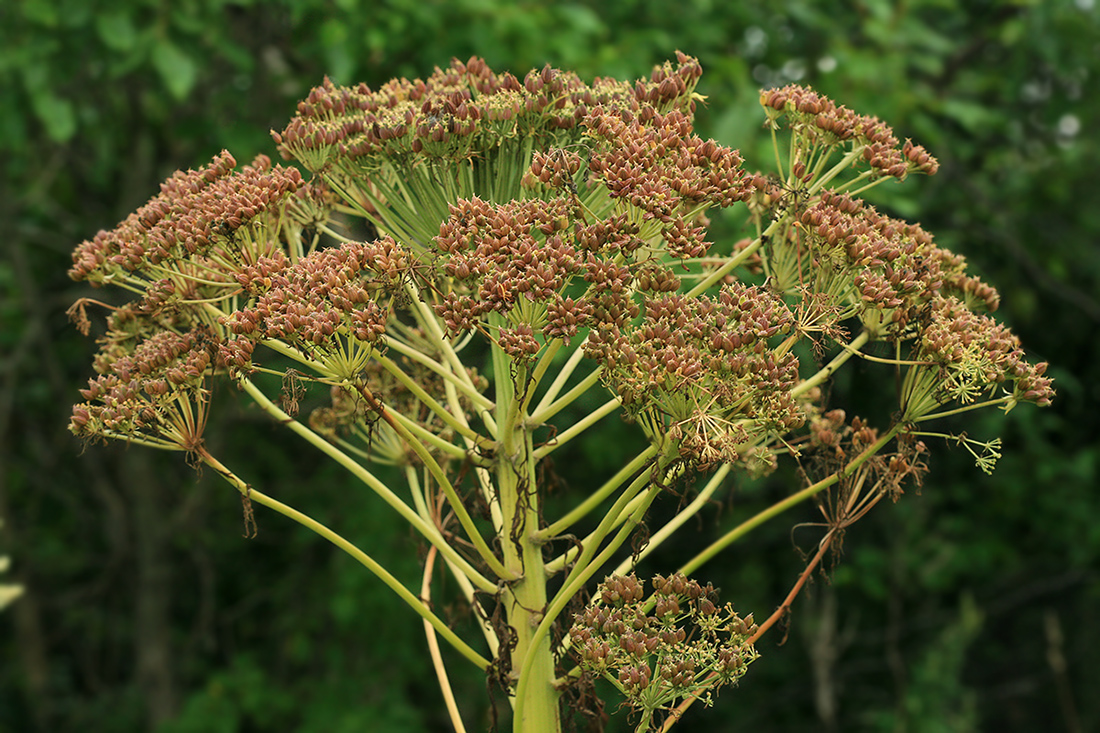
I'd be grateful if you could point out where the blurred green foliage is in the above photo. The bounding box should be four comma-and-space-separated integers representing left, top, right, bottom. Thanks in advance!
1, 1, 1097, 731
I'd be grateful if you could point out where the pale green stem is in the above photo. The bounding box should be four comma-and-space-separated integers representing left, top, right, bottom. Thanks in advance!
805, 146, 866, 196
96, 429, 182, 452
913, 396, 1011, 422
513, 484, 662, 727
545, 448, 674, 584
678, 423, 903, 577
238, 376, 497, 593
685, 219, 782, 299
373, 351, 491, 448
531, 396, 621, 460
528, 339, 563, 399
804, 141, 837, 181
531, 339, 590, 414
537, 445, 661, 544
488, 315, 562, 733
837, 174, 896, 199
381, 331, 500, 525
771, 122, 784, 179
791, 330, 872, 400
900, 366, 942, 421
351, 380, 515, 581
405, 465, 433, 524
529, 368, 603, 425
409, 463, 500, 655
403, 277, 499, 436
198, 448, 490, 670
386, 408, 471, 462
256, 336, 338, 377
421, 547, 470, 733
381, 336, 495, 412
610, 463, 731, 577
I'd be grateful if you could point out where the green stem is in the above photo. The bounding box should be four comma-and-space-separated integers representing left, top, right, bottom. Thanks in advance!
381, 336, 495, 412
913, 396, 1010, 422
611, 463, 731, 577
791, 330, 871, 399
536, 444, 661, 543
542, 453, 664, 577
421, 547, 470, 733
514, 483, 662, 727
529, 368, 603, 425
350, 380, 515, 581
531, 395, 621, 459
404, 277, 499, 436
685, 220, 779, 298
806, 146, 866, 196
528, 339, 563, 399
384, 407, 472, 462
238, 376, 497, 593
198, 448, 490, 670
532, 340, 590, 414
678, 423, 903, 577
488, 317, 562, 733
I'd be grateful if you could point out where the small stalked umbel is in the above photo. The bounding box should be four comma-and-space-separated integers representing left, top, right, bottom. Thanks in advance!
67, 54, 1052, 733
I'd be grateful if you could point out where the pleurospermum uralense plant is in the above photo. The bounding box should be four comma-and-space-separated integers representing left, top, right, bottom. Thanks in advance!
68, 54, 1053, 732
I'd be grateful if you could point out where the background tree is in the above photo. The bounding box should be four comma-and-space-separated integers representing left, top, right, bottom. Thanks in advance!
1, 1, 1096, 731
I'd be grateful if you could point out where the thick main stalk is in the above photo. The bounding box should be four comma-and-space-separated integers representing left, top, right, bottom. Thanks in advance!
491, 331, 562, 733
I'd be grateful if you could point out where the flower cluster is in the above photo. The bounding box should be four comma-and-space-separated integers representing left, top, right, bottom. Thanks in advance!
432, 193, 677, 360
805, 409, 928, 502
587, 284, 802, 468
273, 53, 704, 173
571, 574, 758, 721
584, 107, 754, 229
220, 237, 414, 379
433, 196, 580, 339
64, 56, 1057, 733
901, 296, 1054, 419
69, 152, 308, 291
787, 190, 1000, 335
760, 85, 938, 180
271, 54, 716, 255
70, 327, 217, 452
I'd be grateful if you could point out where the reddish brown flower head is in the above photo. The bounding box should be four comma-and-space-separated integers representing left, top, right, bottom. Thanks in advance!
902, 296, 1054, 418
584, 108, 754, 233
760, 84, 938, 180
571, 573, 758, 707
587, 283, 802, 467
432, 196, 587, 337
793, 190, 1000, 333
272, 55, 705, 173
70, 152, 305, 288
221, 238, 411, 376
71, 328, 218, 452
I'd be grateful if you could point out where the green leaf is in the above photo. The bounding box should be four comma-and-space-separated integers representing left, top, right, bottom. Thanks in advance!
938, 98, 1000, 134
21, 0, 59, 27
95, 11, 138, 52
151, 39, 197, 101
319, 19, 353, 84
30, 91, 76, 143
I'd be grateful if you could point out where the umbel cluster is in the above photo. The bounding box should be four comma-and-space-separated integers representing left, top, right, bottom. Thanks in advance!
67, 52, 1052, 729
69, 54, 1050, 466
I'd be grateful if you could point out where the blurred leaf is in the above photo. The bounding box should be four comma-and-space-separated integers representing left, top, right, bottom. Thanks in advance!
151, 39, 197, 101
95, 11, 138, 52
319, 19, 353, 84
20, 0, 60, 27
938, 98, 1002, 133
29, 90, 76, 143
